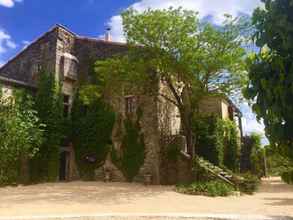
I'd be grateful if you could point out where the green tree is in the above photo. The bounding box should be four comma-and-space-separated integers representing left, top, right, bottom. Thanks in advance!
241, 133, 266, 177
244, 0, 293, 157
30, 71, 64, 182
0, 88, 44, 185
94, 8, 247, 157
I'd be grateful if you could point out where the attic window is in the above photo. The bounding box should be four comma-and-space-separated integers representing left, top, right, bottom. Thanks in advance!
125, 96, 137, 115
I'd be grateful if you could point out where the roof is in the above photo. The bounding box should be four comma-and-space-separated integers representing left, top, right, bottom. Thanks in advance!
0, 76, 36, 89
0, 24, 127, 74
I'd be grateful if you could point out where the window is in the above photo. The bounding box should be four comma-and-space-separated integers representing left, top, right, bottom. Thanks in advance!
63, 95, 70, 118
125, 96, 137, 115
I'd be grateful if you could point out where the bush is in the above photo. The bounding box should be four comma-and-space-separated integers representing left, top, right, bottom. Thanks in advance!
281, 169, 293, 184
176, 180, 234, 197
238, 173, 260, 194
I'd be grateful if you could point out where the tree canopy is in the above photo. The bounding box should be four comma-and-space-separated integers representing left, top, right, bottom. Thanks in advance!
92, 8, 247, 157
244, 0, 293, 157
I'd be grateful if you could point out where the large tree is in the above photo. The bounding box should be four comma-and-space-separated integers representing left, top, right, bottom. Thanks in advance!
244, 0, 293, 157
93, 8, 247, 157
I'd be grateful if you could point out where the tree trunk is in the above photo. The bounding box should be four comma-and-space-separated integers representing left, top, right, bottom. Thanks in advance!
19, 155, 30, 184
181, 108, 195, 158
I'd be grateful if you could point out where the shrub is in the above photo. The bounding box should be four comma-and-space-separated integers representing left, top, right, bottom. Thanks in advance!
176, 180, 234, 197
281, 169, 293, 184
238, 173, 260, 194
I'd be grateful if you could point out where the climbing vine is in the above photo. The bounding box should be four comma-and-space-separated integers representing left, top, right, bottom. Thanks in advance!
71, 91, 115, 180
30, 71, 64, 182
193, 115, 240, 171
112, 109, 145, 182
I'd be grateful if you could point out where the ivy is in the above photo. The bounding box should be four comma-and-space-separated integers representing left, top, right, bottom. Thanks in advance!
193, 115, 240, 172
221, 119, 240, 172
193, 115, 224, 166
71, 91, 115, 180
30, 71, 64, 182
112, 112, 145, 182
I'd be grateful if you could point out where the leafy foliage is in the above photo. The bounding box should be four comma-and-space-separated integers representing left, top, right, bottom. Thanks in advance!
281, 168, 293, 185
244, 0, 293, 156
166, 142, 181, 162
30, 71, 64, 182
71, 91, 115, 180
241, 133, 265, 177
238, 173, 260, 194
176, 180, 234, 197
0, 88, 44, 185
193, 115, 224, 166
265, 144, 293, 176
193, 115, 240, 171
112, 116, 145, 182
222, 119, 240, 172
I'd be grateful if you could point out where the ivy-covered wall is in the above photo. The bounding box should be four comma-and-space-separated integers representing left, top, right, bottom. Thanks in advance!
71, 91, 116, 180
193, 115, 240, 172
30, 71, 64, 182
111, 110, 145, 182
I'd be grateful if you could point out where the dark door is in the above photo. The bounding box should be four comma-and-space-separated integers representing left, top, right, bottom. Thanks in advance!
59, 151, 67, 181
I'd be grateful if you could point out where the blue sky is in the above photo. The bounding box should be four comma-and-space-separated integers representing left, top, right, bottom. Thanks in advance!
0, 0, 267, 143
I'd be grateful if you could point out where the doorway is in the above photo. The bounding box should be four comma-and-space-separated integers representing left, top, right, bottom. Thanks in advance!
59, 151, 69, 181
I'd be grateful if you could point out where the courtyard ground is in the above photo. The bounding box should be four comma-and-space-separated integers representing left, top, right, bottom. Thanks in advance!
0, 177, 292, 219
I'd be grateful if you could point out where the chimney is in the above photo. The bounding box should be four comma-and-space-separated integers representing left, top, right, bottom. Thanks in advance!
105, 27, 112, 42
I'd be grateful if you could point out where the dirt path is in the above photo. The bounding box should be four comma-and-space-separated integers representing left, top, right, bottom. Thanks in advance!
0, 177, 292, 218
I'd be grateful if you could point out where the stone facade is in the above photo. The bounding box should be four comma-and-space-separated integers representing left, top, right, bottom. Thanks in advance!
0, 25, 162, 184
0, 24, 242, 185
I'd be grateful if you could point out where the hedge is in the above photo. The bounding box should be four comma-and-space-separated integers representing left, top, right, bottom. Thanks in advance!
281, 169, 293, 185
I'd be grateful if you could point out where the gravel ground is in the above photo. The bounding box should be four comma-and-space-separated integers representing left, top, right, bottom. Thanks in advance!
0, 177, 292, 219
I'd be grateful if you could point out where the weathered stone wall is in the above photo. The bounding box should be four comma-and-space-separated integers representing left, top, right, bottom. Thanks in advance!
0, 28, 58, 85
0, 25, 180, 184
159, 135, 192, 185
158, 80, 181, 136
198, 96, 223, 118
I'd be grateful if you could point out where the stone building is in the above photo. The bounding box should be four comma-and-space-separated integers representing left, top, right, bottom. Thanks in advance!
0, 24, 242, 184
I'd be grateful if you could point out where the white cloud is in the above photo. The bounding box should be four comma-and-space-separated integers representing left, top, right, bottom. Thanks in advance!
107, 0, 263, 41
0, 29, 17, 66
241, 103, 269, 145
21, 40, 30, 49
0, 0, 22, 8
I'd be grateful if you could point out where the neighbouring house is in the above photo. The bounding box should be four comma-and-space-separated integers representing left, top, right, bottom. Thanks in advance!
0, 24, 243, 184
